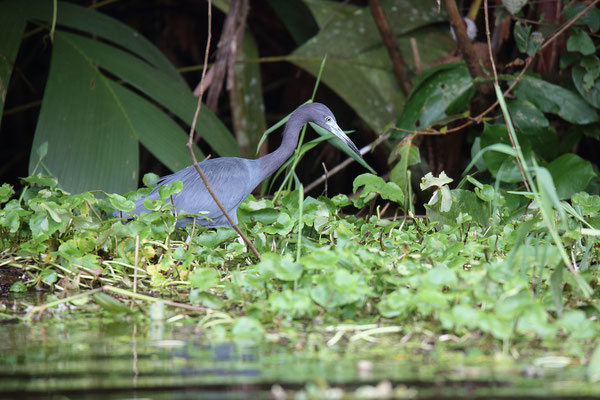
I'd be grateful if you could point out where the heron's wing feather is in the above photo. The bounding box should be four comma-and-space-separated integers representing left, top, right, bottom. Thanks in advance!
170, 158, 259, 221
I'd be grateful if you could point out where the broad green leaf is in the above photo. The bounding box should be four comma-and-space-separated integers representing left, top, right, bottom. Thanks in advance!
10, 281, 27, 292
572, 192, 600, 215
479, 123, 532, 183
158, 181, 183, 199
40, 268, 58, 285
567, 29, 596, 56
513, 74, 598, 124
397, 62, 475, 132
353, 173, 404, 206
377, 288, 413, 318
230, 31, 267, 158
29, 34, 139, 193
564, 4, 600, 31
302, 0, 361, 28
59, 32, 235, 159
300, 249, 339, 270
547, 154, 597, 199
108, 194, 135, 212
0, 184, 15, 203
21, 175, 59, 189
507, 99, 558, 161
194, 228, 237, 247
189, 268, 220, 291
274, 256, 304, 281
21, 0, 178, 76
231, 316, 264, 342
270, 290, 313, 313
332, 269, 358, 293
293, 0, 453, 131
422, 266, 457, 287
14, 0, 238, 193
0, 1, 26, 125
572, 58, 600, 109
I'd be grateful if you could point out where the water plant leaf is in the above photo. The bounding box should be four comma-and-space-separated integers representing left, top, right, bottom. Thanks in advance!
93, 292, 131, 314
9, 281, 27, 292
589, 343, 600, 382
352, 173, 404, 208
564, 4, 600, 31
572, 57, 600, 109
189, 268, 220, 292
231, 316, 264, 343
0, 184, 15, 204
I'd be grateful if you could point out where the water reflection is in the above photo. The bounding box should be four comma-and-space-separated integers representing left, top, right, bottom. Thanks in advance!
1, 293, 596, 399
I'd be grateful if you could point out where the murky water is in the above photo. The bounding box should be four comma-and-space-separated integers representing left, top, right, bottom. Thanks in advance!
1, 293, 597, 399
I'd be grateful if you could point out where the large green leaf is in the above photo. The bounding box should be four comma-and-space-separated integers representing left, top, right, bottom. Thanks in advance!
4, 0, 240, 193
230, 31, 267, 158
547, 154, 597, 200
397, 62, 475, 132
60, 32, 236, 158
30, 35, 139, 194
24, 0, 178, 76
292, 0, 453, 132
513, 74, 599, 124
0, 2, 27, 124
572, 56, 600, 110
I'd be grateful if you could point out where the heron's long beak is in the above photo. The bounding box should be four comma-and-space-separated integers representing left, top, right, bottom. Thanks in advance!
326, 121, 361, 157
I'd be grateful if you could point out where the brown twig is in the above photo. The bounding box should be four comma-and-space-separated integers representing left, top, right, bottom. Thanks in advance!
409, 37, 422, 75
444, 0, 492, 97
367, 0, 412, 95
202, 0, 249, 111
484, 0, 530, 192
186, 0, 261, 260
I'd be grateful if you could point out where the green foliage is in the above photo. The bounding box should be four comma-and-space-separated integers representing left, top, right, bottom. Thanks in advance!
0, 0, 237, 194
352, 174, 404, 208
292, 0, 453, 132
397, 63, 475, 132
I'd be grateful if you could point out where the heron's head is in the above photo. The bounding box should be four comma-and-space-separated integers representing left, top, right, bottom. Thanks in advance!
303, 102, 361, 156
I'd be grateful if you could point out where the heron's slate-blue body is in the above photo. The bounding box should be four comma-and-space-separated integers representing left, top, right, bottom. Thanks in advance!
115, 103, 360, 227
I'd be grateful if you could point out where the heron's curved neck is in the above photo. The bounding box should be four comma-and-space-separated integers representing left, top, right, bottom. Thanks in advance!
257, 114, 307, 181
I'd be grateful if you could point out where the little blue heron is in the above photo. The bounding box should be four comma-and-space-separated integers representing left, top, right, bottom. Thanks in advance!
115, 103, 361, 228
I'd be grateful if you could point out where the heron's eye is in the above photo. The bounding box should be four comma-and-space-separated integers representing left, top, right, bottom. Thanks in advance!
325, 116, 332, 122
